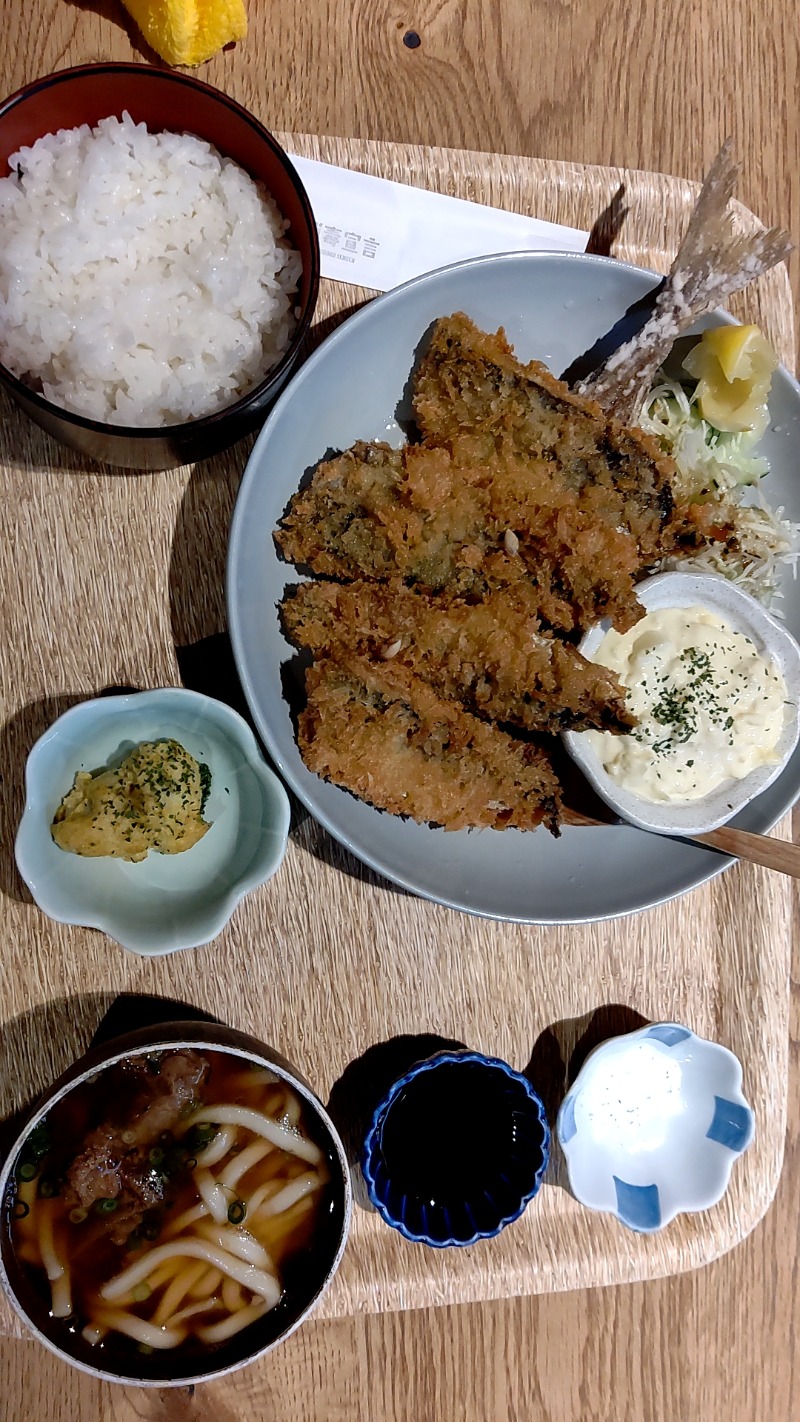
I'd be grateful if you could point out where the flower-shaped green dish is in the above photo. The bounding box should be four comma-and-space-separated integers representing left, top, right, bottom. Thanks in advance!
15, 688, 290, 955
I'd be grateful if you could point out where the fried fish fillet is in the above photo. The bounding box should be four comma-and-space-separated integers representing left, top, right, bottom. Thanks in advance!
277, 440, 484, 588
299, 655, 562, 833
277, 436, 658, 632
412, 312, 679, 564
283, 578, 635, 735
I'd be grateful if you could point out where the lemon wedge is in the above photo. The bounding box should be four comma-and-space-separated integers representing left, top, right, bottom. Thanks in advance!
122, 0, 248, 67
682, 325, 778, 434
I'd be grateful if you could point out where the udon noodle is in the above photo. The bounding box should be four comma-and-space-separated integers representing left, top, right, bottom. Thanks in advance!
7, 1049, 332, 1355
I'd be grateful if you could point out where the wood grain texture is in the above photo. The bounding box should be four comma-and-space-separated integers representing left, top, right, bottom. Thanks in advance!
1, 3, 799, 1420
0, 135, 793, 1332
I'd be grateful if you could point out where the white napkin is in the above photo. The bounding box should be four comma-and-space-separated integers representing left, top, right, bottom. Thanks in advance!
288, 154, 588, 291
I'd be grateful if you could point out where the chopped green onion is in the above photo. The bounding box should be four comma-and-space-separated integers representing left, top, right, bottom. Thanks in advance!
12, 1200, 29, 1219
132, 1283, 151, 1303
137, 1343, 154, 1356
26, 1122, 51, 1159
17, 1160, 38, 1182
142, 1218, 161, 1242
186, 1122, 217, 1153
227, 1200, 246, 1225
120, 1130, 136, 1146
126, 1229, 141, 1252
148, 1147, 165, 1167
94, 1198, 119, 1215
163, 1145, 187, 1175
69, 1207, 88, 1224
37, 1178, 58, 1199
184, 1157, 198, 1172
199, 761, 212, 813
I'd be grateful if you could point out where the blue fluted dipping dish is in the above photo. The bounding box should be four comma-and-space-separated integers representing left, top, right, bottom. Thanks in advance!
362, 1050, 550, 1247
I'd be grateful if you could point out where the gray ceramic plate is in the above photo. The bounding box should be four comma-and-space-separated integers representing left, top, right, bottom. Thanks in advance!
227, 251, 800, 923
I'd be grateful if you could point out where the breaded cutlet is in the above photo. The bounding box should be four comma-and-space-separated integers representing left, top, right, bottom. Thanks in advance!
299, 655, 562, 833
283, 578, 636, 736
412, 312, 680, 564
276, 440, 485, 590
277, 437, 655, 633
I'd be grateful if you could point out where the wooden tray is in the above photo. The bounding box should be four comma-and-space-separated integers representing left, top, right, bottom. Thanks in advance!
0, 139, 794, 1335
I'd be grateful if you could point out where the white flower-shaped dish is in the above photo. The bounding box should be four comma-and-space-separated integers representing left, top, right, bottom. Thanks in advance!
15, 688, 291, 956
562, 570, 800, 835
557, 1023, 754, 1232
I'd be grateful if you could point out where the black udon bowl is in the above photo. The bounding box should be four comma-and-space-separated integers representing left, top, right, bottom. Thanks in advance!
0, 1022, 351, 1386
0, 63, 320, 470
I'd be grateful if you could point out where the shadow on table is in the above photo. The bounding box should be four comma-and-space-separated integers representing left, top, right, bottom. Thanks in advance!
326, 1009, 650, 1212
63, 0, 168, 67
0, 685, 144, 907
0, 993, 116, 1148
524, 1003, 650, 1192
327, 1032, 467, 1210
0, 993, 223, 1153
0, 388, 177, 479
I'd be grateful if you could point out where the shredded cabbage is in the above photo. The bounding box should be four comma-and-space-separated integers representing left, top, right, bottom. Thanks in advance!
641, 378, 769, 496
639, 375, 798, 609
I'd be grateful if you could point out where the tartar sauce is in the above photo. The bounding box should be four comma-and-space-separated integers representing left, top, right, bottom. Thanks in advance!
585, 606, 787, 803
574, 1043, 685, 1153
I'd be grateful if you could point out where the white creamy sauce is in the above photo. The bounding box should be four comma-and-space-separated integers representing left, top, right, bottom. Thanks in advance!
574, 1043, 686, 1153
586, 606, 787, 803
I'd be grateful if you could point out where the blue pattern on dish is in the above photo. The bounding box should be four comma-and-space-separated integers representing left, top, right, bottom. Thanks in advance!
612, 1177, 661, 1231
646, 1024, 691, 1046
706, 1095, 754, 1152
362, 1049, 550, 1248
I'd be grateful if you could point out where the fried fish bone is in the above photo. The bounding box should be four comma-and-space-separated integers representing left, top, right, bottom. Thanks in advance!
299, 655, 562, 833
283, 578, 635, 736
576, 140, 793, 424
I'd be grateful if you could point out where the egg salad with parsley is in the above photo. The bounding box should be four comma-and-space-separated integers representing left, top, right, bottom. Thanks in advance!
51, 739, 211, 861
585, 607, 787, 803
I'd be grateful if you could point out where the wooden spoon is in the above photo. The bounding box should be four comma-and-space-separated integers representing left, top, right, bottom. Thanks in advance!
563, 807, 800, 879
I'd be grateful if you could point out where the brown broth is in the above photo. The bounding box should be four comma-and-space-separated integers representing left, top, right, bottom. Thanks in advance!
6, 1049, 338, 1363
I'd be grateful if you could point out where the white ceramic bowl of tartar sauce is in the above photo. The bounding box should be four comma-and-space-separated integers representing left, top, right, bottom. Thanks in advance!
556, 1023, 754, 1232
563, 570, 800, 835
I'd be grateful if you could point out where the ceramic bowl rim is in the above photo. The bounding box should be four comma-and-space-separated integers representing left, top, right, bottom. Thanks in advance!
0, 1022, 353, 1386
362, 1048, 551, 1247
14, 687, 291, 954
0, 61, 320, 441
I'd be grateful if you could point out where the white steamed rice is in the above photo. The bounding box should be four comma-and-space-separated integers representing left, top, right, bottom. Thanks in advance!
0, 112, 302, 426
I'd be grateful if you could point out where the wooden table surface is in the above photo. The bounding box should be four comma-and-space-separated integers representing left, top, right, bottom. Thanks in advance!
2, 3, 798, 1418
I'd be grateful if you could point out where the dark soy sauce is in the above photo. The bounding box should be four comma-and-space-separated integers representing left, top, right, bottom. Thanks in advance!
379, 1064, 519, 1205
